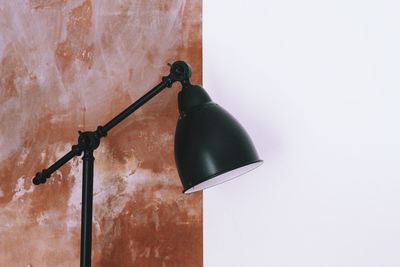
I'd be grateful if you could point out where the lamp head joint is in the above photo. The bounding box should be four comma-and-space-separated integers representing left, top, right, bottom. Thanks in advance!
168, 61, 192, 86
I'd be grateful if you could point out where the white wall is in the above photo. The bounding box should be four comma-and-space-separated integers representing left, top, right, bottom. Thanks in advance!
203, 1, 400, 266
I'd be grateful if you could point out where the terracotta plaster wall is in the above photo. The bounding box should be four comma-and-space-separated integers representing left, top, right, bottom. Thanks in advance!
0, 0, 202, 266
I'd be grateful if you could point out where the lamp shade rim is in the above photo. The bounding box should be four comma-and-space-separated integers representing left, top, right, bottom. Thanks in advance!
183, 159, 263, 194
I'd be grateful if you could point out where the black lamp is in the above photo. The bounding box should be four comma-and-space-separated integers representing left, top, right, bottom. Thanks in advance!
32, 61, 262, 267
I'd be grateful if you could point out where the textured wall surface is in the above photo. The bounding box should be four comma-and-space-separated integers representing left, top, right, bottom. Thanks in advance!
0, 0, 202, 266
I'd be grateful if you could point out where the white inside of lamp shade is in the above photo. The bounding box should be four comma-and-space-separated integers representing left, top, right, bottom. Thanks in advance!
184, 161, 263, 194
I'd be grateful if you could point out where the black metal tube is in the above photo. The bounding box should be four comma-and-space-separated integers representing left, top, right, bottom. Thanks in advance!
102, 80, 169, 133
80, 150, 94, 267
33, 76, 173, 186
32, 148, 81, 185
47, 149, 78, 174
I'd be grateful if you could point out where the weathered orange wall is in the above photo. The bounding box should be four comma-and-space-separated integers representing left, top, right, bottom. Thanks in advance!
0, 0, 202, 266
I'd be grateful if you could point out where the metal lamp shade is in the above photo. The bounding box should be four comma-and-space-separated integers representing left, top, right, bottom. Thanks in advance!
174, 84, 263, 193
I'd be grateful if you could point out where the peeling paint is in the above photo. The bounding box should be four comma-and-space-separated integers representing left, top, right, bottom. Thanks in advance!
0, 0, 202, 266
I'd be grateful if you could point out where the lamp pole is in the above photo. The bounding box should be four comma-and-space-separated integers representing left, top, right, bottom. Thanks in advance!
32, 61, 192, 267
32, 59, 263, 266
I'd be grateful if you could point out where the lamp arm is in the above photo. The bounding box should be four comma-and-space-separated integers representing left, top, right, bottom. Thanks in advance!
32, 60, 192, 185
102, 78, 173, 133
